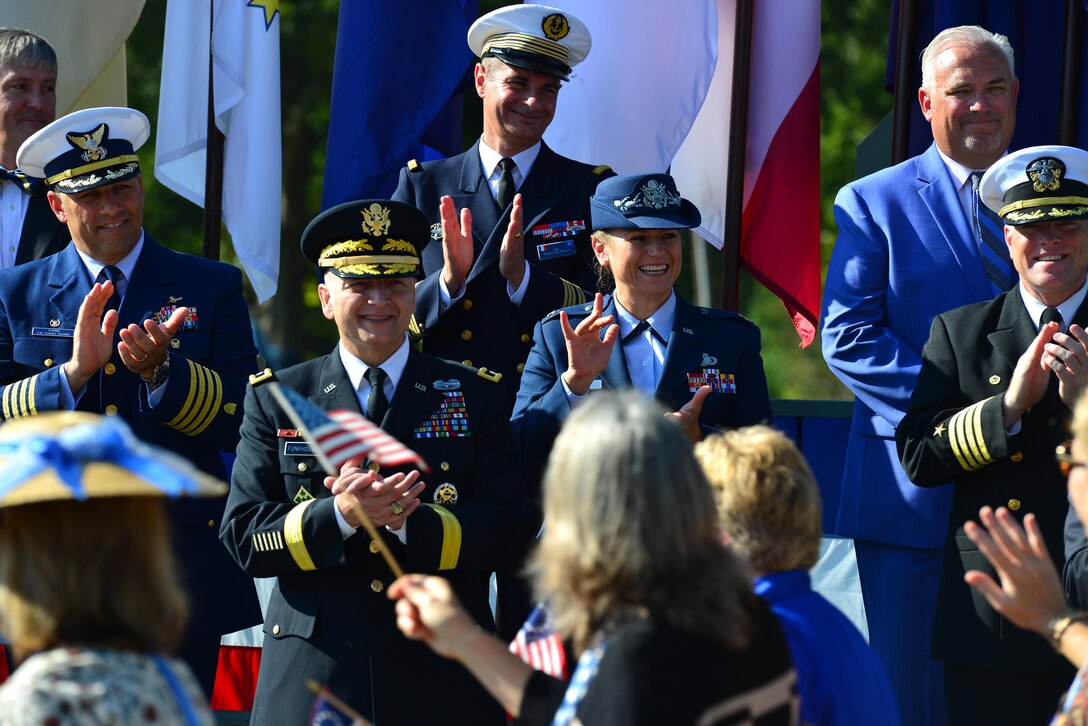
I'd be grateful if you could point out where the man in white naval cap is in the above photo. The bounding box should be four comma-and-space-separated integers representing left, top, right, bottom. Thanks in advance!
0, 106, 260, 697
898, 145, 1088, 724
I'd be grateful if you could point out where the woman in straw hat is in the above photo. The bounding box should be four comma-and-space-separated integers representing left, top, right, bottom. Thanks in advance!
0, 411, 225, 725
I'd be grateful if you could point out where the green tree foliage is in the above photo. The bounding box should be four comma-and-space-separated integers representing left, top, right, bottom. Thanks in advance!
127, 0, 892, 398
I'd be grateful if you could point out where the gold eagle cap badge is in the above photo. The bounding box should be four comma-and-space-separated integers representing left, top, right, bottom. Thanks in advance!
361, 203, 392, 237
66, 123, 109, 163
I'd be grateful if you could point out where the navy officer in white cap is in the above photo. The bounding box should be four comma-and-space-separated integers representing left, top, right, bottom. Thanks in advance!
393, 4, 614, 410
897, 145, 1088, 724
0, 106, 261, 696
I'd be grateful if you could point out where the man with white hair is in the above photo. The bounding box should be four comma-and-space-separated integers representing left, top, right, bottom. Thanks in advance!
820, 25, 1018, 725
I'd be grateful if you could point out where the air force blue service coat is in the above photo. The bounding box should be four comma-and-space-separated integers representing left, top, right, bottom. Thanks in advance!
0, 236, 261, 638
512, 293, 771, 500
392, 141, 613, 400
220, 348, 533, 726
821, 142, 1001, 549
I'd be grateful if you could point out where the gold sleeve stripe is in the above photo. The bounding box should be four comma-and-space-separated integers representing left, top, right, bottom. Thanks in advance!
423, 503, 462, 571
253, 533, 264, 552
167, 361, 224, 436
284, 499, 318, 571
948, 398, 995, 471
561, 279, 586, 308
1, 376, 39, 420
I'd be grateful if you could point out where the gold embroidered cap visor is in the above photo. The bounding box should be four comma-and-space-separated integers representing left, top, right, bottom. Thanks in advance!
980, 144, 1088, 226
301, 199, 431, 279
0, 411, 226, 508
17, 107, 150, 195
467, 3, 591, 81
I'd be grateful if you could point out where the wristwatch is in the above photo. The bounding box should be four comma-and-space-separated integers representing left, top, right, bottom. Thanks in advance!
1048, 611, 1088, 650
143, 356, 171, 389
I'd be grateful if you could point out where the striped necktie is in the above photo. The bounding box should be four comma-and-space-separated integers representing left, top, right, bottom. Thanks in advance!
971, 172, 1016, 295
0, 167, 43, 196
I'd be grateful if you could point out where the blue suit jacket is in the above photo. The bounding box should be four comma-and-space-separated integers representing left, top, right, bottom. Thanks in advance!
14, 192, 68, 265
512, 293, 771, 502
820, 143, 999, 549
0, 236, 261, 638
392, 140, 612, 401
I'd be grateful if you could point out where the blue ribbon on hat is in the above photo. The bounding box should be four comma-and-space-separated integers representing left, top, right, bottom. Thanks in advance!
0, 421, 203, 501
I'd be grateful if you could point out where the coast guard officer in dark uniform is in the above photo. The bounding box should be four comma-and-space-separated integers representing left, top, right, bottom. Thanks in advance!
513, 173, 772, 495
0, 106, 261, 693
897, 145, 1088, 724
220, 200, 532, 726
393, 4, 614, 401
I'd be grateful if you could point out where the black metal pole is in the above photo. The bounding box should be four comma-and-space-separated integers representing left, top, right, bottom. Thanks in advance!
202, 0, 225, 261
890, 0, 917, 165
721, 0, 754, 312
1058, 0, 1083, 145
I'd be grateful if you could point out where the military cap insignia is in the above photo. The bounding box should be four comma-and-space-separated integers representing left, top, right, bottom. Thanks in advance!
541, 13, 570, 40
433, 483, 459, 505
361, 203, 392, 237
66, 123, 108, 163
293, 486, 315, 504
1027, 157, 1064, 192
413, 391, 471, 438
687, 369, 736, 394
615, 179, 682, 212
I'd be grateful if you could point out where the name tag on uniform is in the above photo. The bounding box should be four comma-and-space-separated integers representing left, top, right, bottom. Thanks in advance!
31, 327, 74, 338
283, 441, 314, 456
537, 239, 576, 260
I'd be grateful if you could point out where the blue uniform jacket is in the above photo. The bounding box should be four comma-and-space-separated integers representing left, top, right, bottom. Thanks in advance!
0, 236, 261, 638
820, 142, 1000, 549
512, 293, 771, 501
14, 192, 68, 264
392, 140, 613, 400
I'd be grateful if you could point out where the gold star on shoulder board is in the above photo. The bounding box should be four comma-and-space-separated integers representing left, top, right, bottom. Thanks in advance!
934, 423, 947, 438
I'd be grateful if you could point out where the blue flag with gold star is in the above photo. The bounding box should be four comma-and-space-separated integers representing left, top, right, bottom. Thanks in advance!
321, 0, 476, 208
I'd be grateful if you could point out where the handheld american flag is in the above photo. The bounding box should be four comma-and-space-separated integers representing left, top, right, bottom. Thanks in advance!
266, 382, 429, 473
509, 603, 568, 679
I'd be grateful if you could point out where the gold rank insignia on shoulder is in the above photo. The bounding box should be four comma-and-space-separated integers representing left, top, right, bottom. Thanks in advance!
592, 164, 612, 176
293, 486, 314, 504
250, 368, 274, 386
407, 159, 421, 172
476, 367, 502, 383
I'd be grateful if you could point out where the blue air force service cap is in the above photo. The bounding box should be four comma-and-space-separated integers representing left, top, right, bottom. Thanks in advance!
17, 107, 149, 194
980, 145, 1088, 225
301, 199, 431, 279
468, 4, 591, 82
0, 412, 226, 507
590, 173, 702, 231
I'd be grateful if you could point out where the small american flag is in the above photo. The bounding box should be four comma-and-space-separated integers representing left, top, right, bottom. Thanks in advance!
509, 602, 568, 679
267, 382, 429, 474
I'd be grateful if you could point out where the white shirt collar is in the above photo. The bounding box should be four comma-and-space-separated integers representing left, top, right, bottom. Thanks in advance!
1021, 278, 1088, 332
935, 146, 1007, 192
338, 335, 411, 396
478, 138, 541, 184
614, 291, 677, 339
76, 231, 145, 287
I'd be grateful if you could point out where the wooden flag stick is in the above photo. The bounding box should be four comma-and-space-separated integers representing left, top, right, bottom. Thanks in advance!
306, 679, 372, 725
267, 383, 405, 579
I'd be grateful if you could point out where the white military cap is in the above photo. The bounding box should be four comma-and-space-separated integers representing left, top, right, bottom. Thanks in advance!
17, 106, 149, 194
980, 144, 1088, 225
467, 4, 591, 81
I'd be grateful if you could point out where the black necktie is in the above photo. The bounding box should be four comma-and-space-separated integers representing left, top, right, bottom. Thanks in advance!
1041, 306, 1063, 332
100, 265, 124, 314
496, 157, 516, 210
623, 320, 666, 345
971, 172, 1016, 294
0, 167, 42, 196
365, 367, 389, 424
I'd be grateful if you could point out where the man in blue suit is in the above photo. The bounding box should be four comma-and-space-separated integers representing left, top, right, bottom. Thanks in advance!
0, 106, 260, 696
820, 26, 1019, 725
393, 4, 613, 403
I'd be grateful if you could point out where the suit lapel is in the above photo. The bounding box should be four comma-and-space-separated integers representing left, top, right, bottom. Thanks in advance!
119, 237, 175, 322
46, 245, 93, 323
654, 297, 702, 404
383, 348, 445, 440
599, 295, 632, 390
989, 289, 1064, 426
916, 144, 994, 302
309, 350, 361, 414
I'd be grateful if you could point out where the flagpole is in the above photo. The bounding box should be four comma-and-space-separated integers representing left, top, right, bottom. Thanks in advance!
890, 0, 917, 165
202, 0, 224, 261
1058, 0, 1084, 145
721, 0, 754, 312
